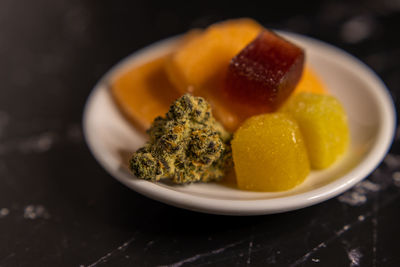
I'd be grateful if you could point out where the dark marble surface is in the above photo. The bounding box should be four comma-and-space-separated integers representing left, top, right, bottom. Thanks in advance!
1, 0, 399, 266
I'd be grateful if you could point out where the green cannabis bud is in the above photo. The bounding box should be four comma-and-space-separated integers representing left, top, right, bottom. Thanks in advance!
129, 94, 232, 184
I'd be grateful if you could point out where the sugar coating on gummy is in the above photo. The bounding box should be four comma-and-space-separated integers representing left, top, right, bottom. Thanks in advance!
224, 30, 305, 116
232, 113, 310, 192
282, 92, 349, 169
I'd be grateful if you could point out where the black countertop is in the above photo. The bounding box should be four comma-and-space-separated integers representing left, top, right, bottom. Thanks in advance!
1, 0, 399, 266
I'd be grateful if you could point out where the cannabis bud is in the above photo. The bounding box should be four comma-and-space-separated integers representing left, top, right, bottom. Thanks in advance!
129, 94, 232, 184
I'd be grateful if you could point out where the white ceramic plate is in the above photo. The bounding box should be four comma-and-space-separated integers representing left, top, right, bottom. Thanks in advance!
83, 31, 395, 215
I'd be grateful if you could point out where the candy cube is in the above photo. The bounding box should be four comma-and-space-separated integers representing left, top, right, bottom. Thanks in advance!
224, 30, 305, 117
165, 18, 262, 93
282, 92, 349, 169
232, 113, 310, 192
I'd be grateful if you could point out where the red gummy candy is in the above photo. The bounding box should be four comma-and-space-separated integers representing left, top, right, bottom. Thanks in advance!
224, 30, 304, 115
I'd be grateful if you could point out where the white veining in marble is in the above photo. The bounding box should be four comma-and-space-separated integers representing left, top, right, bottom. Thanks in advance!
19, 132, 57, 153
384, 153, 400, 169
85, 235, 136, 267
338, 180, 380, 206
160, 241, 242, 267
392, 171, 400, 186
246, 240, 253, 266
23, 205, 50, 220
0, 208, 10, 218
348, 248, 362, 267
340, 15, 375, 43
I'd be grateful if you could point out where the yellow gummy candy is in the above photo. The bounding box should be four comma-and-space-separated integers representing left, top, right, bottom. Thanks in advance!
282, 92, 349, 169
232, 113, 310, 192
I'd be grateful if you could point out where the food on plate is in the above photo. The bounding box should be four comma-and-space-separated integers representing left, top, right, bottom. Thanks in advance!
111, 55, 180, 132
110, 31, 203, 132
223, 30, 305, 117
111, 18, 350, 192
111, 18, 327, 132
129, 94, 232, 184
164, 19, 263, 131
231, 113, 310, 191
165, 18, 262, 94
281, 92, 349, 169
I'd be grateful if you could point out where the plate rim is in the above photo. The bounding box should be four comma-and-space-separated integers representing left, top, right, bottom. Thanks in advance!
83, 31, 396, 216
